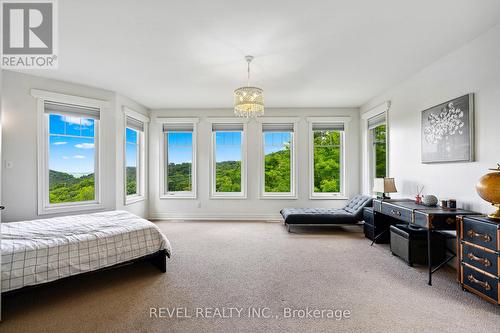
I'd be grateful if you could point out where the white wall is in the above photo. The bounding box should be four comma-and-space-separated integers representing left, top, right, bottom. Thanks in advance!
149, 108, 360, 220
1, 71, 149, 222
115, 94, 150, 218
361, 24, 500, 214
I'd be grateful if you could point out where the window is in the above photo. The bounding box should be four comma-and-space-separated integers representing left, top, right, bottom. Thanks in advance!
210, 122, 246, 198
36, 95, 105, 215
309, 120, 346, 198
368, 113, 387, 182
261, 122, 296, 198
124, 111, 147, 204
161, 121, 197, 198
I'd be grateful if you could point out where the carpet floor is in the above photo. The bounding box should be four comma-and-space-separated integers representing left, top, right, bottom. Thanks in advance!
1, 221, 499, 332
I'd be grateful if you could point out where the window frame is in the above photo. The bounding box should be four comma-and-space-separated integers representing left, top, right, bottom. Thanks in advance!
123, 107, 149, 205
361, 101, 391, 196
208, 118, 248, 199
307, 117, 350, 200
159, 118, 198, 199
32, 89, 109, 215
258, 117, 299, 199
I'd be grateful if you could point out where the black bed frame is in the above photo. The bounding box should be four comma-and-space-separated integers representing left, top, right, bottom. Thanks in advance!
2, 249, 168, 296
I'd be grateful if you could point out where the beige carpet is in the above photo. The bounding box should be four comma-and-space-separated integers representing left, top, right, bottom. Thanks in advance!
1, 221, 499, 332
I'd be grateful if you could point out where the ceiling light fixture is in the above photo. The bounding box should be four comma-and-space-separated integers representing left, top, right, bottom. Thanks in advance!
234, 55, 264, 118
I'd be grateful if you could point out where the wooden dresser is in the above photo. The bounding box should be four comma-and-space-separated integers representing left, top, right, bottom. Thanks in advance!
458, 215, 500, 305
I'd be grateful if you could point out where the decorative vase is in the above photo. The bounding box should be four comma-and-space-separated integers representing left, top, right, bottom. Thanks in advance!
422, 195, 438, 207
476, 164, 500, 220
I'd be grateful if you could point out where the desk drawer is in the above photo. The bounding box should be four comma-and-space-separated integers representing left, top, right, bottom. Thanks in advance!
462, 218, 498, 251
381, 203, 412, 223
461, 242, 499, 277
462, 264, 499, 303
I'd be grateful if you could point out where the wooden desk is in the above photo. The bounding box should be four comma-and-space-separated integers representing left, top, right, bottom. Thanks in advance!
372, 199, 479, 285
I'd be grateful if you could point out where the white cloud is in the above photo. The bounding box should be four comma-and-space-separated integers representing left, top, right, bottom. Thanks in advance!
74, 143, 95, 149
53, 141, 68, 145
62, 156, 69, 160
63, 116, 93, 127
73, 155, 86, 159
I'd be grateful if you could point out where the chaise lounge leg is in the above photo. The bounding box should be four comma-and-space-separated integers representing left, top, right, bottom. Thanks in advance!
286, 224, 291, 232
149, 250, 167, 273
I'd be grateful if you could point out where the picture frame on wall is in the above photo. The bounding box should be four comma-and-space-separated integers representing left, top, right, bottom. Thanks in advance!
421, 93, 474, 164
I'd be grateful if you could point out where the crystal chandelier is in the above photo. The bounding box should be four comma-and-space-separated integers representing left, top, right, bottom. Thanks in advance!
234, 55, 264, 117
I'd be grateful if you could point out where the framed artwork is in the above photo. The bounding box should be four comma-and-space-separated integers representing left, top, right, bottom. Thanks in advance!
421, 93, 474, 163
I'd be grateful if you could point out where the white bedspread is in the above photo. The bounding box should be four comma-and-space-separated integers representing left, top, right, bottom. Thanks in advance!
1, 210, 171, 292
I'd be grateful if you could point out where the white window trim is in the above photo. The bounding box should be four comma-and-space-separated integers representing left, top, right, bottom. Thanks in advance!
32, 89, 109, 215
208, 118, 247, 199
123, 107, 149, 205
257, 117, 299, 199
159, 118, 199, 199
360, 101, 391, 195
307, 116, 350, 200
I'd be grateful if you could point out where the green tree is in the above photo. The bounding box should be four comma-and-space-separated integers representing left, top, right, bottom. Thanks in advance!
313, 130, 341, 193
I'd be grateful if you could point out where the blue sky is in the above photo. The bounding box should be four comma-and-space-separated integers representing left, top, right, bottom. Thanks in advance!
167, 132, 193, 164
126, 128, 138, 168
264, 132, 291, 155
215, 132, 241, 162
49, 115, 95, 175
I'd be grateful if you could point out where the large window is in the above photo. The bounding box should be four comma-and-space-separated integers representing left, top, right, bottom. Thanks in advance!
211, 122, 246, 198
162, 121, 197, 198
124, 112, 147, 204
261, 122, 296, 198
36, 94, 104, 215
368, 113, 387, 181
309, 121, 345, 198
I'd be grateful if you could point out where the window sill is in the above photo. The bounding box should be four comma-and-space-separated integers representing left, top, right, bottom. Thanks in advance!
125, 195, 146, 205
38, 202, 104, 215
260, 194, 298, 200
210, 194, 247, 200
160, 193, 197, 199
309, 195, 348, 200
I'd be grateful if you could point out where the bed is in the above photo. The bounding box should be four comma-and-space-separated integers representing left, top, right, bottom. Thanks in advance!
1, 210, 172, 293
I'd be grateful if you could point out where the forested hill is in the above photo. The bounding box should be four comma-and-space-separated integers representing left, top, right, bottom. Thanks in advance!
49, 170, 95, 203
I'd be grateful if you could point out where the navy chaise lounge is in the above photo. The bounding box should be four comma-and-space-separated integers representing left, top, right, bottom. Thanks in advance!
280, 195, 373, 232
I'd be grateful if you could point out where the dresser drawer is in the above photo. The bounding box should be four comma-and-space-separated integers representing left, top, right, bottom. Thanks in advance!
462, 264, 499, 303
462, 218, 498, 251
461, 242, 499, 277
381, 203, 412, 223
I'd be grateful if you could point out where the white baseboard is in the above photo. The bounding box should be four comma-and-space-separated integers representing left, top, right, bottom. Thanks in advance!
149, 212, 283, 222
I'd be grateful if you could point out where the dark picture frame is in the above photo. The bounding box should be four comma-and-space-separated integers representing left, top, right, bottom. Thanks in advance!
421, 93, 474, 163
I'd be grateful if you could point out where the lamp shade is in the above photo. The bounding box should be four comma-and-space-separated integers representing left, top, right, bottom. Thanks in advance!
373, 178, 397, 194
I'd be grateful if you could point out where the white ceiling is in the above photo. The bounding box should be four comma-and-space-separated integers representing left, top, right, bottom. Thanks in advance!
20, 0, 500, 109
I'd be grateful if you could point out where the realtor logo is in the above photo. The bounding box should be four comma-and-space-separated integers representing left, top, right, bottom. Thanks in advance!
1, 0, 57, 68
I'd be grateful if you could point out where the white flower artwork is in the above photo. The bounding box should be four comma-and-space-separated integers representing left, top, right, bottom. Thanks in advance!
421, 94, 474, 163
423, 102, 465, 144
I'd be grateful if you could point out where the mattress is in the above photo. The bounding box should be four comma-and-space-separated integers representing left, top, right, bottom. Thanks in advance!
1, 210, 172, 292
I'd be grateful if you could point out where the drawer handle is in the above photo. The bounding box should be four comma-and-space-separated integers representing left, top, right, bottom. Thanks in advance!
390, 209, 401, 216
466, 252, 492, 267
467, 274, 491, 291
467, 229, 492, 242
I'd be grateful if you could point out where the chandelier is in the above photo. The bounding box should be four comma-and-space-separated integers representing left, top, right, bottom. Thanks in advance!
234, 55, 264, 117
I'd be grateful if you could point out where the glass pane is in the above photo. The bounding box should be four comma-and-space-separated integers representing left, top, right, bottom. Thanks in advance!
313, 130, 341, 193
166, 132, 193, 192
48, 134, 95, 204
49, 114, 66, 135
126, 127, 138, 144
126, 130, 138, 196
215, 131, 241, 192
264, 132, 291, 192
374, 124, 386, 178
